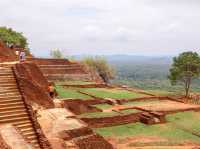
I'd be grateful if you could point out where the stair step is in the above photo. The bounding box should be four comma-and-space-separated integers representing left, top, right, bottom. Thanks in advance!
0, 92, 20, 97
0, 112, 28, 120
0, 71, 12, 73
0, 90, 19, 94
0, 105, 25, 112
0, 101, 24, 107
0, 83, 16, 86
20, 127, 35, 133
32, 141, 40, 149
16, 123, 32, 129
0, 76, 14, 79
25, 134, 38, 140
0, 71, 13, 73
23, 131, 36, 137
0, 81, 17, 85
0, 116, 29, 123
29, 139, 39, 144
0, 109, 26, 115
0, 95, 21, 100
0, 80, 16, 83
0, 86, 18, 90
13, 120, 31, 126
0, 98, 21, 104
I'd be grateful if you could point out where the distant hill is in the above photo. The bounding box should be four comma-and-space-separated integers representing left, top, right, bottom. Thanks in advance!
73, 55, 200, 91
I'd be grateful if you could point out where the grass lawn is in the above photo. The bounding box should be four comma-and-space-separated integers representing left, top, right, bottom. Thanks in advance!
56, 80, 95, 85
81, 88, 147, 99
79, 111, 119, 118
123, 99, 161, 106
120, 109, 141, 114
79, 108, 141, 118
146, 89, 182, 96
94, 111, 200, 144
93, 104, 113, 110
166, 111, 200, 136
55, 85, 92, 100
94, 122, 200, 143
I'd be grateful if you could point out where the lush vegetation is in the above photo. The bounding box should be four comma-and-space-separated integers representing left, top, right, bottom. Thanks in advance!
83, 56, 115, 83
106, 55, 200, 93
168, 52, 200, 97
95, 111, 200, 143
0, 27, 28, 48
81, 88, 147, 99
50, 49, 64, 59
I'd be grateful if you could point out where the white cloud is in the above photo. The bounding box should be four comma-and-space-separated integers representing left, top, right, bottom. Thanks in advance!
0, 0, 200, 56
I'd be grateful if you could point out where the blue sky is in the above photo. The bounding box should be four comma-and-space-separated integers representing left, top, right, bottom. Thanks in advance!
0, 0, 200, 57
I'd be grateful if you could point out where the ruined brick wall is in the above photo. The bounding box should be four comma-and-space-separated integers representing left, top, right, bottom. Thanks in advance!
26, 58, 71, 65
74, 134, 113, 149
0, 41, 17, 62
81, 113, 141, 128
63, 99, 102, 114
13, 63, 54, 108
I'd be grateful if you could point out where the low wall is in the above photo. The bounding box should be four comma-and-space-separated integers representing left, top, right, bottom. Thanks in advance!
74, 134, 113, 149
13, 63, 54, 108
81, 113, 141, 128
59, 127, 93, 141
0, 42, 17, 62
26, 58, 71, 65
41, 67, 87, 74
63, 99, 102, 114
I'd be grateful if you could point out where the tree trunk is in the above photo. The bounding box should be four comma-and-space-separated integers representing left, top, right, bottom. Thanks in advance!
185, 78, 191, 98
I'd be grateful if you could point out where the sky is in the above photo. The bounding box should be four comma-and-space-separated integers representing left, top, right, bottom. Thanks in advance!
0, 0, 200, 57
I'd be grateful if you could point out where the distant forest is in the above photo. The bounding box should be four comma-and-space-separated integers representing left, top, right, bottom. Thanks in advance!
105, 55, 200, 92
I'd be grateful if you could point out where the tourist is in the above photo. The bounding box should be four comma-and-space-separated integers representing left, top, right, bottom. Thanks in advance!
48, 83, 55, 98
19, 51, 26, 62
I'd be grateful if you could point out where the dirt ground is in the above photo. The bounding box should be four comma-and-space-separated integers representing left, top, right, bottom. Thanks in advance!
107, 136, 200, 149
104, 100, 200, 112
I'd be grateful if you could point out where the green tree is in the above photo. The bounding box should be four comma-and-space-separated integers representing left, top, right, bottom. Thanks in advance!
0, 27, 28, 48
50, 49, 64, 59
168, 51, 200, 97
83, 56, 115, 83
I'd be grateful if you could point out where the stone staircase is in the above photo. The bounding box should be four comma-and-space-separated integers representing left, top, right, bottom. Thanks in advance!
0, 66, 41, 148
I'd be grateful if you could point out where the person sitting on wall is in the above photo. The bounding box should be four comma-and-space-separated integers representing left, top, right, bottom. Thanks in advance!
48, 83, 55, 98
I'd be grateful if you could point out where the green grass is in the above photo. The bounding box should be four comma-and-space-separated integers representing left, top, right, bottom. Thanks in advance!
81, 88, 147, 99
146, 89, 183, 96
166, 111, 200, 135
94, 122, 200, 143
93, 104, 113, 110
56, 80, 95, 85
94, 111, 200, 144
79, 111, 119, 118
123, 99, 161, 106
120, 109, 141, 114
55, 85, 92, 100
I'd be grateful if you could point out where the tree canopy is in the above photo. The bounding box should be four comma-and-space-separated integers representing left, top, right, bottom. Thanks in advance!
168, 51, 200, 97
50, 49, 64, 59
83, 56, 115, 83
0, 27, 28, 48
